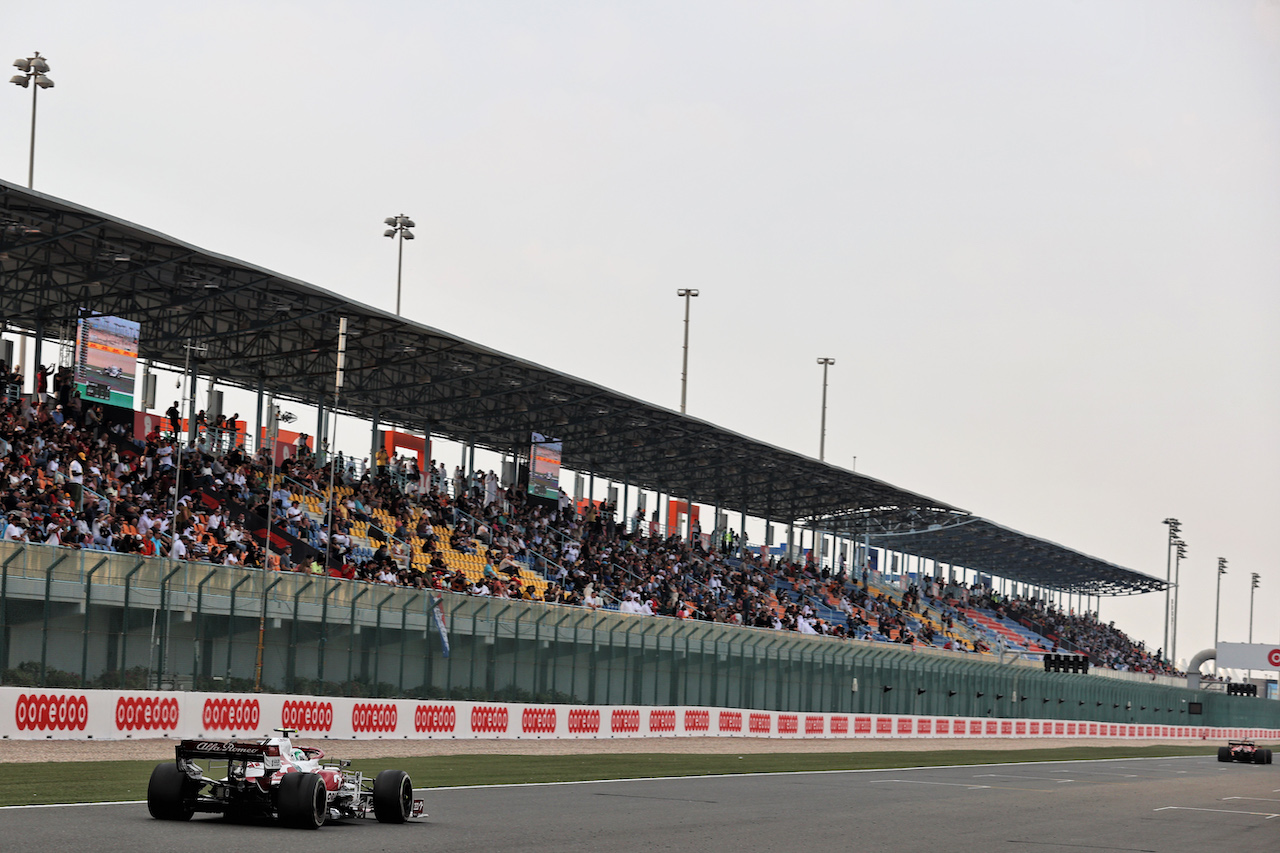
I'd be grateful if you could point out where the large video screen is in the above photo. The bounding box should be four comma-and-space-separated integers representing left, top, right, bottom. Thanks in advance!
74, 315, 140, 408
528, 432, 562, 499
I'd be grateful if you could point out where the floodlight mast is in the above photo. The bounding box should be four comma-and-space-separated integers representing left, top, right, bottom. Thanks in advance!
10, 51, 54, 188
383, 215, 415, 315
1214, 557, 1226, 675
1160, 518, 1180, 664
817, 358, 835, 461
676, 289, 699, 413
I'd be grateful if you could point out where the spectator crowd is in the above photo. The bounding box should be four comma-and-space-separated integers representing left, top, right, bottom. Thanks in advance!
0, 359, 1180, 676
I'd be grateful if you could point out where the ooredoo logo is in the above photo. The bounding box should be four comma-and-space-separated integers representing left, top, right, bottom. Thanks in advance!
522, 708, 557, 734
649, 709, 676, 733
854, 716, 872, 734
897, 718, 913, 735
684, 710, 710, 732
831, 716, 848, 735
414, 704, 456, 733
15, 693, 88, 731
876, 717, 892, 734
352, 703, 398, 733
804, 715, 824, 735
778, 714, 798, 735
935, 719, 950, 735
567, 709, 599, 734
203, 697, 260, 730
749, 713, 771, 734
969, 720, 982, 735
611, 709, 640, 733
116, 696, 179, 731
281, 700, 333, 732
471, 705, 509, 734
918, 719, 933, 735
718, 711, 742, 733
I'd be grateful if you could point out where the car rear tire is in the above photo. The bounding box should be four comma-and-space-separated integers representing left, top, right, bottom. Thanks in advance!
1254, 749, 1266, 765
147, 762, 196, 821
278, 772, 327, 829
372, 769, 413, 823
1266, 749, 1274, 765
1218, 747, 1231, 762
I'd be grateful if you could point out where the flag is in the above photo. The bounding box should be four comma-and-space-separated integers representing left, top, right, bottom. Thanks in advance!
430, 594, 450, 659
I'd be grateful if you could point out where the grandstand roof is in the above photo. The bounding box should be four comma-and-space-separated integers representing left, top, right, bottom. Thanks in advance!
0, 179, 1164, 595
0, 179, 952, 524
823, 508, 1165, 596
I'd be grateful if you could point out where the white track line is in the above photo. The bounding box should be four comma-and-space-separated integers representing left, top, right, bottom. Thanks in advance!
1154, 806, 1279, 819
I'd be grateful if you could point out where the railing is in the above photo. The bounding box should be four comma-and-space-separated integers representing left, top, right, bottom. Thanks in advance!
3, 538, 1231, 721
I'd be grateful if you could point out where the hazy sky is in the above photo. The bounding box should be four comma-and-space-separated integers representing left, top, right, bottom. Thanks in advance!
5, 1, 1279, 668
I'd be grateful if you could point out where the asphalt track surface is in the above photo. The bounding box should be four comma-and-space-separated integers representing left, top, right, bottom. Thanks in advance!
3, 756, 1278, 852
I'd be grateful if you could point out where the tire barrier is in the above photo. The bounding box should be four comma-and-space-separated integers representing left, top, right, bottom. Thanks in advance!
2, 686, 1277, 742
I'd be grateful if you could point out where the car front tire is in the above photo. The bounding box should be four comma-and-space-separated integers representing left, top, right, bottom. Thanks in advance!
372, 769, 413, 823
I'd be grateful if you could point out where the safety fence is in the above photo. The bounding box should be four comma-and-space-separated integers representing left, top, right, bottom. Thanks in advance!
1, 542, 1277, 731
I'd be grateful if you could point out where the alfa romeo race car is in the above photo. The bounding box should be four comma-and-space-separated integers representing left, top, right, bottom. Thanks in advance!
147, 728, 424, 829
1217, 740, 1273, 765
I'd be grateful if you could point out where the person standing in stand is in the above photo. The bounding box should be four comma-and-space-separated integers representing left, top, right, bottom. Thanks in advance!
166, 401, 181, 437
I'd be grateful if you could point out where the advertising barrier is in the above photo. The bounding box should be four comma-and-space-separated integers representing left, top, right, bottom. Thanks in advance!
3, 687, 1277, 743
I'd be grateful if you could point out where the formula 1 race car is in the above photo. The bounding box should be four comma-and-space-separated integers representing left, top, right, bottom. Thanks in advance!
1217, 740, 1273, 765
147, 728, 424, 828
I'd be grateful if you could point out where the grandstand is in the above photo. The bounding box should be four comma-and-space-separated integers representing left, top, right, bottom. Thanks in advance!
6, 177, 1255, 727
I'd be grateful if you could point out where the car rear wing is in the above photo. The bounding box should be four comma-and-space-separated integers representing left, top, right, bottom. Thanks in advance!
176, 739, 282, 770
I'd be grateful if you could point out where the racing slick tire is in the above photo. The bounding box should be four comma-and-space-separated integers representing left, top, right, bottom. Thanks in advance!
278, 772, 328, 829
372, 769, 413, 823
147, 762, 196, 821
1266, 749, 1274, 765
1218, 747, 1231, 762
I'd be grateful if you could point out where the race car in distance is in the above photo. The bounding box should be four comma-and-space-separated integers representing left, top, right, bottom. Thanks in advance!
1217, 740, 1273, 764
147, 728, 423, 828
